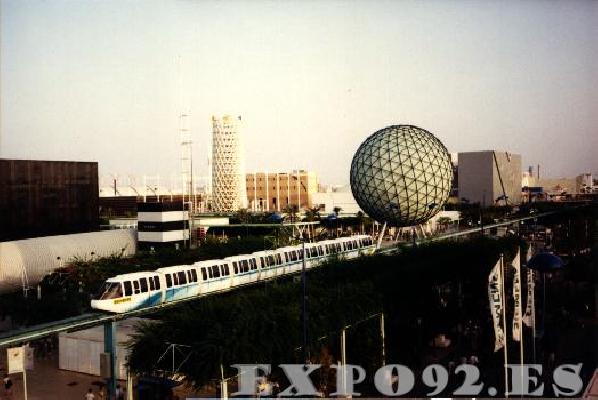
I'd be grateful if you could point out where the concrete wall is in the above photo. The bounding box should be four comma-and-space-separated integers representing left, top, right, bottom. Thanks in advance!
311, 185, 362, 215
458, 151, 521, 205
458, 152, 494, 205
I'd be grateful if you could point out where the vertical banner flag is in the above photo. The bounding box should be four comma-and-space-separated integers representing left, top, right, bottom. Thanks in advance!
523, 269, 535, 327
7, 346, 24, 374
523, 246, 535, 327
512, 250, 522, 341
488, 258, 505, 351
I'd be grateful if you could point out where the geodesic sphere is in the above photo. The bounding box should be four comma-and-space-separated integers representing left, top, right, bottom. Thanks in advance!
350, 125, 453, 227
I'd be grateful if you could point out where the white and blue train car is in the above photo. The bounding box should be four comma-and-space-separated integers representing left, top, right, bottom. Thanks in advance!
155, 265, 201, 302
91, 271, 164, 313
194, 260, 232, 294
91, 235, 376, 313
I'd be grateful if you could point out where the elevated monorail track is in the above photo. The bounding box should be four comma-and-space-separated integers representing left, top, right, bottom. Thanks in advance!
0, 211, 554, 348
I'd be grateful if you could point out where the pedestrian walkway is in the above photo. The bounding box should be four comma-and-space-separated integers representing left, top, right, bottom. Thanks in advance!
1, 350, 112, 400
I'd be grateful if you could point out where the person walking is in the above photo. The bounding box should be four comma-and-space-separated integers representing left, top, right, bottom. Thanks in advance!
116, 384, 125, 400
84, 388, 95, 400
3, 374, 13, 398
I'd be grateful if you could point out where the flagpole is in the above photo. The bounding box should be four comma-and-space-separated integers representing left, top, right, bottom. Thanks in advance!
532, 271, 536, 364
501, 254, 509, 397
519, 250, 524, 396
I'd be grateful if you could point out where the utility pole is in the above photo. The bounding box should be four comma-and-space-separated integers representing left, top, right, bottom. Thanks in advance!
301, 235, 308, 363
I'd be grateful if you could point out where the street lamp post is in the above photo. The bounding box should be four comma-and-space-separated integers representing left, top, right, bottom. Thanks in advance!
301, 235, 308, 363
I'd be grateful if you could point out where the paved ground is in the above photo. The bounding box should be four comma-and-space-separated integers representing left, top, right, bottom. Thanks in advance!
1, 352, 113, 400
0, 346, 208, 399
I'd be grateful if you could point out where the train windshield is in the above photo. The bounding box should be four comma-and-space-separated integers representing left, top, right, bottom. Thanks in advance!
96, 282, 123, 300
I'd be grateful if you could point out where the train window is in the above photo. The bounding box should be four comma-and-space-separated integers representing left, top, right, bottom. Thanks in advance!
222, 264, 229, 276
208, 267, 213, 279
166, 274, 172, 288
268, 255, 275, 265
149, 277, 155, 291
311, 247, 317, 257
187, 270, 192, 282
178, 271, 187, 284
251, 259, 257, 270
318, 246, 323, 256
98, 282, 123, 300
284, 253, 289, 263
298, 250, 303, 260
277, 254, 283, 265
124, 281, 132, 296
233, 261, 238, 274
140, 278, 148, 293
173, 273, 179, 285
260, 257, 265, 267
353, 240, 358, 248
201, 268, 207, 281
212, 265, 220, 278
133, 281, 140, 294
191, 269, 198, 282
154, 276, 161, 290
337, 243, 342, 252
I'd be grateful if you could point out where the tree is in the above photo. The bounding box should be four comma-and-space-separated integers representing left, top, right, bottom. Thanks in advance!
235, 208, 251, 224
304, 207, 321, 222
283, 204, 299, 223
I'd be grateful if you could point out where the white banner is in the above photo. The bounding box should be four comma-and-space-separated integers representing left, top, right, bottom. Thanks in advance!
512, 250, 522, 341
523, 268, 535, 327
523, 246, 535, 328
488, 258, 505, 351
7, 346, 23, 374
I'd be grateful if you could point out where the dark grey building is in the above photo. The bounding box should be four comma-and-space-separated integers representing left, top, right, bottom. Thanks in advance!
0, 159, 99, 241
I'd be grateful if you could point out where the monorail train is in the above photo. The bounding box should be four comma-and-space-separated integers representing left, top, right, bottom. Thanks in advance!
91, 235, 375, 313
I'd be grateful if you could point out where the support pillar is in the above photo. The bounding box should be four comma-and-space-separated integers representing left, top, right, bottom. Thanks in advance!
104, 321, 117, 400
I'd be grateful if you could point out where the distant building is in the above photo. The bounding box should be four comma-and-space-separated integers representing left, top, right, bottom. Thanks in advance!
458, 151, 522, 205
211, 115, 247, 212
0, 159, 99, 241
522, 171, 595, 201
312, 185, 362, 215
245, 170, 319, 211
137, 202, 189, 251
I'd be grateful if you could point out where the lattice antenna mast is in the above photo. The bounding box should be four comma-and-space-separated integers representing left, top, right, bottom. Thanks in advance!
180, 112, 193, 247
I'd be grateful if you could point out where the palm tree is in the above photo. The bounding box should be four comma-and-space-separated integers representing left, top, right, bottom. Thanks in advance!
235, 208, 251, 224
283, 204, 299, 223
333, 206, 342, 217
304, 207, 321, 222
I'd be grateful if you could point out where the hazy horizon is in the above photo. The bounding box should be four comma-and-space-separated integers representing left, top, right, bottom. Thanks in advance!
1, 0, 597, 186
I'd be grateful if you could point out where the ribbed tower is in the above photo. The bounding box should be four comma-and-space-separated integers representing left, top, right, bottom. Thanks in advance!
211, 115, 247, 211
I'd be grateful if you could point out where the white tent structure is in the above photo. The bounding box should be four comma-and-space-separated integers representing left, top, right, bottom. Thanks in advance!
0, 230, 137, 293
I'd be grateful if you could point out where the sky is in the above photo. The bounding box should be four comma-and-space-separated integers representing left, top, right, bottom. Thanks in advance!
1, 0, 597, 187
